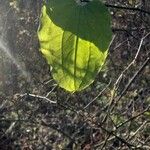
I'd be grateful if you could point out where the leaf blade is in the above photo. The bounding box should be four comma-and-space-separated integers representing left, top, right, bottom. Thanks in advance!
38, 1, 111, 92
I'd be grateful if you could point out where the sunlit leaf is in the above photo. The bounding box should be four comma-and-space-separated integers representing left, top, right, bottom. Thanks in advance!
38, 0, 112, 92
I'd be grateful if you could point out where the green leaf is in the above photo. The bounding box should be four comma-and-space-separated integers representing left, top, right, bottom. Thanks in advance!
46, 0, 112, 52
38, 0, 112, 92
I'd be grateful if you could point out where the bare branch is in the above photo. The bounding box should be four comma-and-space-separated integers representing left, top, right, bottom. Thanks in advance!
19, 93, 57, 104
105, 4, 150, 15
84, 80, 111, 109
116, 106, 150, 129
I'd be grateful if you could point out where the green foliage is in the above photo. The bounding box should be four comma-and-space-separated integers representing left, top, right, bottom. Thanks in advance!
38, 0, 112, 92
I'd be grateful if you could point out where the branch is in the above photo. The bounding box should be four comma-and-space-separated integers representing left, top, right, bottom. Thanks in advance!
116, 106, 150, 129
19, 93, 57, 104
97, 126, 136, 148
83, 80, 111, 109
114, 33, 150, 93
116, 57, 149, 103
112, 27, 149, 32
128, 121, 148, 140
102, 33, 150, 114
105, 4, 150, 15
79, 1, 150, 15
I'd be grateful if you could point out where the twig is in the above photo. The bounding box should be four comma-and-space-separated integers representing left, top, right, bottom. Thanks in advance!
19, 93, 57, 104
45, 85, 57, 97
116, 57, 149, 104
114, 33, 150, 92
79, 1, 150, 15
105, 4, 150, 15
94, 136, 115, 149
100, 134, 111, 150
5, 122, 16, 134
104, 56, 149, 117
84, 80, 111, 109
129, 121, 148, 140
97, 126, 136, 148
103, 33, 150, 113
112, 27, 149, 32
101, 56, 150, 125
116, 106, 150, 129
99, 107, 149, 150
